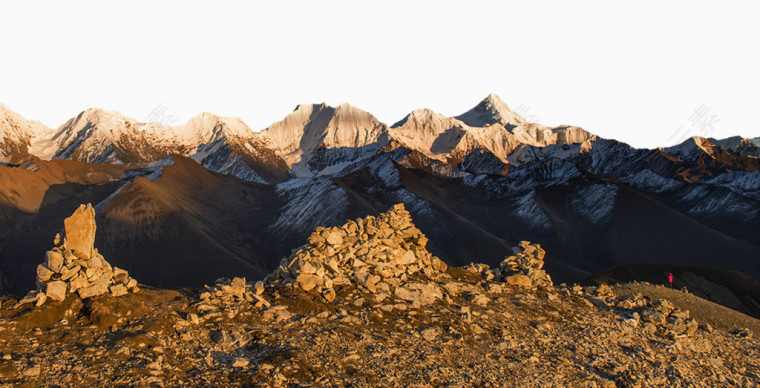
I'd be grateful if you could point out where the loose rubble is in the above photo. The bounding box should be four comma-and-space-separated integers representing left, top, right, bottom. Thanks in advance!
192, 277, 270, 322
0, 203, 758, 387
16, 204, 138, 308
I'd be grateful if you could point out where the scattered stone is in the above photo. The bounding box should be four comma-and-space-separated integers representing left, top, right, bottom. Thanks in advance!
420, 328, 438, 341
192, 277, 270, 319
732, 328, 753, 338
21, 365, 40, 378
506, 274, 532, 288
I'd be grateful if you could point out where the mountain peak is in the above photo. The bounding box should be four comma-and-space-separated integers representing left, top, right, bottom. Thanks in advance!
455, 94, 527, 128
293, 103, 329, 113
0, 104, 55, 158
484, 93, 506, 105
74, 108, 137, 128
393, 108, 464, 127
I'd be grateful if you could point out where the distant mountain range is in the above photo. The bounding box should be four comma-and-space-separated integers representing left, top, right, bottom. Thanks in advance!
1, 95, 758, 314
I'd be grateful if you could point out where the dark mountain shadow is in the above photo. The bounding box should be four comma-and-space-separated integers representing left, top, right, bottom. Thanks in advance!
94, 155, 289, 289
0, 181, 123, 295
430, 127, 467, 154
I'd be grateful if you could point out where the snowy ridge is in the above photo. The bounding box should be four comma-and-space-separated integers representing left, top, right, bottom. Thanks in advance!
511, 190, 552, 231
679, 185, 760, 222
52, 109, 257, 164
703, 171, 760, 201
621, 170, 683, 193
267, 178, 349, 241
570, 183, 618, 224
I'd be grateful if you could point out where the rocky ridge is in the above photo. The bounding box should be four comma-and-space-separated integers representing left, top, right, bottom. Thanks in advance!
0, 204, 758, 386
15, 204, 138, 308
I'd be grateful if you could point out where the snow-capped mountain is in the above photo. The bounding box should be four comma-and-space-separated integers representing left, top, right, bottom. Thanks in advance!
387, 95, 596, 175
0, 104, 55, 161
8, 108, 289, 183
455, 93, 527, 128
259, 103, 391, 177
1, 95, 758, 297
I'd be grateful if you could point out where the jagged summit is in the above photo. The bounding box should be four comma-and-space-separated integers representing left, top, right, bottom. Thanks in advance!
455, 93, 527, 128
37, 107, 288, 182
663, 135, 760, 167
1, 97, 601, 179
260, 102, 390, 175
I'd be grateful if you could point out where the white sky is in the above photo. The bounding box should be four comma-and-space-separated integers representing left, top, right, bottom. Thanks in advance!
0, 1, 757, 148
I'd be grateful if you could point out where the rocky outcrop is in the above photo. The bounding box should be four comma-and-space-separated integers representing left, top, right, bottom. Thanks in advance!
2, 203, 760, 386
16, 204, 138, 307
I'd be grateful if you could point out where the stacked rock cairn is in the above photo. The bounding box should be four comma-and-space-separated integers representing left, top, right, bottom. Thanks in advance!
267, 203, 450, 304
17, 204, 139, 307
498, 240, 553, 288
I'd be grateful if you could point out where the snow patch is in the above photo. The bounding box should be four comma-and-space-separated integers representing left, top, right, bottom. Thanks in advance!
511, 190, 551, 230
621, 170, 682, 193
268, 178, 349, 240
570, 183, 618, 224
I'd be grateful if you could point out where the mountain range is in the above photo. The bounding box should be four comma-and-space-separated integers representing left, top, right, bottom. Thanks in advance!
1, 95, 759, 315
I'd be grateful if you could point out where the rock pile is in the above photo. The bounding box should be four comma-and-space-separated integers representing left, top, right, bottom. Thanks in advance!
268, 203, 450, 306
574, 284, 704, 339
498, 241, 553, 288
192, 277, 270, 321
636, 297, 700, 337
17, 204, 138, 307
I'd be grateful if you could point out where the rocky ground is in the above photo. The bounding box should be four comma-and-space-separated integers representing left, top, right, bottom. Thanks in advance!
0, 204, 758, 387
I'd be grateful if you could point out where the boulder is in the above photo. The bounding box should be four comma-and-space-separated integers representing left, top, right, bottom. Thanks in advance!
109, 284, 128, 297
78, 278, 110, 299
36, 265, 54, 282
45, 281, 67, 302
506, 275, 532, 288
324, 231, 344, 246
62, 204, 97, 258
45, 251, 65, 272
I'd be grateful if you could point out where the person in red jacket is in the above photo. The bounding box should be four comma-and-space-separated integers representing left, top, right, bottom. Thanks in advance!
667, 272, 674, 288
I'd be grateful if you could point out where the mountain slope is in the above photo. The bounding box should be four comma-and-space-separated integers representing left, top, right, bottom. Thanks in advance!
96, 155, 285, 289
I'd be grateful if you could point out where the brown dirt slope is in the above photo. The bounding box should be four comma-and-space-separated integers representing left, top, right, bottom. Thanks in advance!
589, 262, 760, 319
97, 155, 285, 290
